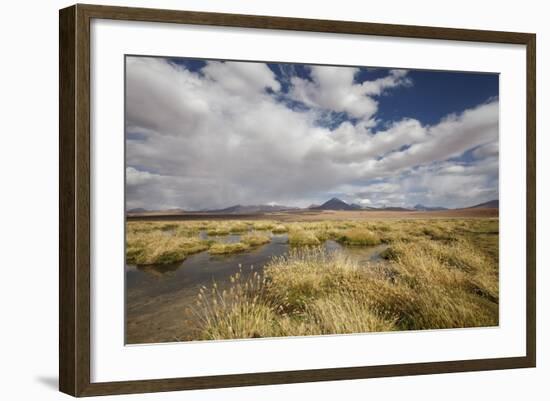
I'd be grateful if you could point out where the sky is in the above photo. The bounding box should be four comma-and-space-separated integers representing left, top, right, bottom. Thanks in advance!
125, 56, 499, 211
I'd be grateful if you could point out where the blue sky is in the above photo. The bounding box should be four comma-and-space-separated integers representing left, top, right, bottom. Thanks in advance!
125, 56, 499, 210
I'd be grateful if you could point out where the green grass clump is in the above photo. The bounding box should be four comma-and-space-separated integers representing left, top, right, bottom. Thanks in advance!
241, 232, 271, 247
336, 228, 381, 246
209, 242, 250, 255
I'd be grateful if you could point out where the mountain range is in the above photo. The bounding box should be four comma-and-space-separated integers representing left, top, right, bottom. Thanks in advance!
128, 198, 499, 214
204, 204, 299, 214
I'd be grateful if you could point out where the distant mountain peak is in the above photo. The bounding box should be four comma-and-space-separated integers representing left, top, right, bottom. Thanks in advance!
313, 198, 359, 211
465, 199, 499, 209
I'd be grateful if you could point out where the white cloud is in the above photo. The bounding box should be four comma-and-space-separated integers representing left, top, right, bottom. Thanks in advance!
288, 66, 411, 120
125, 57, 498, 210
126, 166, 160, 186
344, 156, 498, 209
369, 101, 498, 176
202, 61, 281, 96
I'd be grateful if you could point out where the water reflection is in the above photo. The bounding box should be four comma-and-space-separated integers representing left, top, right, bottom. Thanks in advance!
136, 262, 181, 277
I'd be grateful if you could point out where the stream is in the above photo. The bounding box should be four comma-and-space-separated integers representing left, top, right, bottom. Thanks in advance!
126, 232, 387, 344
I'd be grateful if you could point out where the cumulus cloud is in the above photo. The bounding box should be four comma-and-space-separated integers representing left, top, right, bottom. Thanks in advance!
125, 57, 498, 210
202, 61, 281, 96
343, 157, 498, 209
371, 101, 499, 175
288, 66, 411, 120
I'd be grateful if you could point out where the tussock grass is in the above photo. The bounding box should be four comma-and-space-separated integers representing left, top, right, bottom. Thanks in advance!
288, 229, 321, 246
126, 231, 209, 265
193, 272, 275, 339
241, 232, 271, 247
127, 221, 167, 234
380, 246, 399, 260
253, 221, 275, 231
229, 222, 250, 233
207, 226, 230, 236
306, 293, 398, 334
355, 239, 498, 329
193, 233, 499, 339
272, 224, 288, 234
209, 242, 250, 255
336, 228, 381, 246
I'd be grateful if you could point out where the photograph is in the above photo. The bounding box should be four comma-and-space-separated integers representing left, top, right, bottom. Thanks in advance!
124, 55, 500, 345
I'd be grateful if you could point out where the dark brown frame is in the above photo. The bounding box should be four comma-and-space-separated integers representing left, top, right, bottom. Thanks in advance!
59, 3, 536, 397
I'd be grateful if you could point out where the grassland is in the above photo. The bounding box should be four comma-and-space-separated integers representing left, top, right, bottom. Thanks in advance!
126, 213, 498, 339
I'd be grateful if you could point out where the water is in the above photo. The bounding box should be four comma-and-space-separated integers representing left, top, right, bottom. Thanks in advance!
125, 233, 388, 344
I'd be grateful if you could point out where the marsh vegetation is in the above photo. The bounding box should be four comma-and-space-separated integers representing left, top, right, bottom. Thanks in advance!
126, 216, 498, 343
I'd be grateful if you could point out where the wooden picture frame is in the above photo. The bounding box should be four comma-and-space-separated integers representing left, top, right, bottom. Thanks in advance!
59, 3, 536, 397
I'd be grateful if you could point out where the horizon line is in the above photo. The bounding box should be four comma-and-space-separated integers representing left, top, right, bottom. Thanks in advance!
126, 197, 499, 213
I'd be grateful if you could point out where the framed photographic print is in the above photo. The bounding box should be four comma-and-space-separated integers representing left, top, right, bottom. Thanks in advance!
59, 4, 536, 397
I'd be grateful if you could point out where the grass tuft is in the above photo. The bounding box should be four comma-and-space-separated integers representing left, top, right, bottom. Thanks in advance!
126, 231, 209, 265
288, 229, 320, 246
229, 222, 250, 233
271, 224, 288, 234
336, 228, 381, 246
209, 242, 250, 255
253, 221, 275, 231
241, 232, 271, 247
207, 226, 230, 236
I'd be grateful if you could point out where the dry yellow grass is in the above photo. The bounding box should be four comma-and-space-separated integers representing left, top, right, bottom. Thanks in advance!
127, 218, 499, 338
126, 231, 209, 265
126, 217, 498, 262
271, 224, 288, 234
241, 232, 271, 246
193, 228, 499, 339
336, 228, 381, 246
288, 229, 320, 246
207, 226, 230, 236
228, 222, 250, 233
252, 221, 276, 230
209, 242, 250, 255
